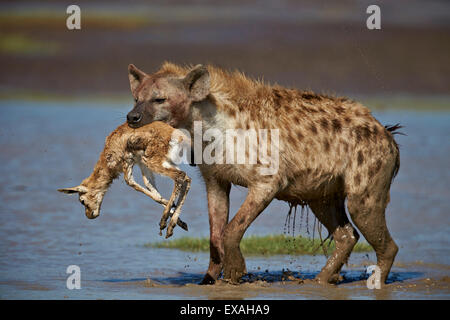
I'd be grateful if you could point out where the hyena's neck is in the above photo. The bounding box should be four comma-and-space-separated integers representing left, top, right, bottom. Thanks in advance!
187, 97, 233, 134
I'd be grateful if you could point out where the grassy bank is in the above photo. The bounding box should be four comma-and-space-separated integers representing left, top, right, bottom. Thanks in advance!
145, 234, 372, 256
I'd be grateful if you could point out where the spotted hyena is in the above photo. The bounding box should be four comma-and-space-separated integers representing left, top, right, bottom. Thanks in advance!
126, 62, 401, 285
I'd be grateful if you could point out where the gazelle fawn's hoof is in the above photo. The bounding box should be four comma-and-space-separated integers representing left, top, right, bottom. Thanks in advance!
177, 219, 188, 231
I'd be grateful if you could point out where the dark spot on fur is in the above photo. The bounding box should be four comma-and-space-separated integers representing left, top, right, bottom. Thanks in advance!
228, 108, 236, 118
354, 126, 363, 143
369, 159, 383, 178
323, 139, 330, 152
357, 151, 364, 166
372, 124, 380, 137
309, 123, 318, 135
368, 167, 375, 179
332, 119, 342, 133
320, 118, 329, 131
296, 130, 304, 141
335, 105, 345, 114
354, 174, 361, 186
343, 141, 349, 153
362, 125, 372, 140
273, 88, 283, 109
344, 116, 351, 124
375, 159, 382, 172
287, 133, 296, 145
301, 92, 322, 101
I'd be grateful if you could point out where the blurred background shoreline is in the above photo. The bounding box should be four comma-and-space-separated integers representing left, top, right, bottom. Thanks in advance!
1, 0, 449, 106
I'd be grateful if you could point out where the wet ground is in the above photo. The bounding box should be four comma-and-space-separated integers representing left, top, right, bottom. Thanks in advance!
0, 100, 448, 299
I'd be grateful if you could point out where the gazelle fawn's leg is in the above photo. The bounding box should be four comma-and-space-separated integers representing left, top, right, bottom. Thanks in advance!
138, 163, 188, 231
309, 196, 359, 284
138, 163, 167, 206
166, 173, 191, 238
123, 162, 168, 204
141, 155, 190, 235
158, 173, 182, 235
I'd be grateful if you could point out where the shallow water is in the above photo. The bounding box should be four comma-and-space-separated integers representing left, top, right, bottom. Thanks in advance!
0, 101, 448, 299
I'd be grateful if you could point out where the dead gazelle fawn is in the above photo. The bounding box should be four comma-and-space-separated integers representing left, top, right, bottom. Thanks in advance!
58, 121, 191, 238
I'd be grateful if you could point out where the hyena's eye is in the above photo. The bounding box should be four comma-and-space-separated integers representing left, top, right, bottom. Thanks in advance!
153, 98, 166, 104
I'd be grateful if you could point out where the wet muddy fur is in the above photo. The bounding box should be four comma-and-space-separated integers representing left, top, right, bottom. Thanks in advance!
126, 62, 402, 286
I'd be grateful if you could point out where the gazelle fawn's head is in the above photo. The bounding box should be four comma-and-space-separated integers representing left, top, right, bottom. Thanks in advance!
58, 184, 105, 219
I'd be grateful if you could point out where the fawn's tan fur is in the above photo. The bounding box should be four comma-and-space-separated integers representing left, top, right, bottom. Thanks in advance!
59, 121, 191, 238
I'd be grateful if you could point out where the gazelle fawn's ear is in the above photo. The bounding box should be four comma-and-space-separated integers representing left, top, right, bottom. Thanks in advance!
57, 186, 88, 194
183, 64, 210, 102
128, 64, 147, 93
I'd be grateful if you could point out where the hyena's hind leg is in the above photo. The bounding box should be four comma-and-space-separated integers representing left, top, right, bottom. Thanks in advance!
308, 196, 360, 284
347, 187, 398, 284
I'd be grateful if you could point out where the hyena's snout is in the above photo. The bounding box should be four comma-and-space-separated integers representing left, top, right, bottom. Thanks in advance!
127, 111, 142, 127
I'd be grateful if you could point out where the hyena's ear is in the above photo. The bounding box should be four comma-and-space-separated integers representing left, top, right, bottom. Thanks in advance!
128, 64, 147, 93
183, 65, 210, 102
58, 186, 88, 194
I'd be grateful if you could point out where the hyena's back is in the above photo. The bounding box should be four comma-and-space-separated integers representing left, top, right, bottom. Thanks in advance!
264, 91, 400, 203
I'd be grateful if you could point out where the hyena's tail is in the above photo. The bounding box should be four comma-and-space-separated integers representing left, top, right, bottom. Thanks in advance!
384, 123, 404, 136
384, 123, 404, 181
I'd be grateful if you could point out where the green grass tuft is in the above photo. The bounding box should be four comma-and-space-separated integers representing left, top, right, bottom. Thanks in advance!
145, 234, 372, 256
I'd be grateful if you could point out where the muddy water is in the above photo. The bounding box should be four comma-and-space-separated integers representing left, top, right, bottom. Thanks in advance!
0, 101, 448, 299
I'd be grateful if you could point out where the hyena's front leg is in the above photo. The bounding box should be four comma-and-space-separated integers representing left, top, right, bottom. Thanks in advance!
222, 182, 280, 284
200, 178, 231, 285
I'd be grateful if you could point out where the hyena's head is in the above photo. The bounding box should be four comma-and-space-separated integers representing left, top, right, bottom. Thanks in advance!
126, 63, 210, 128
